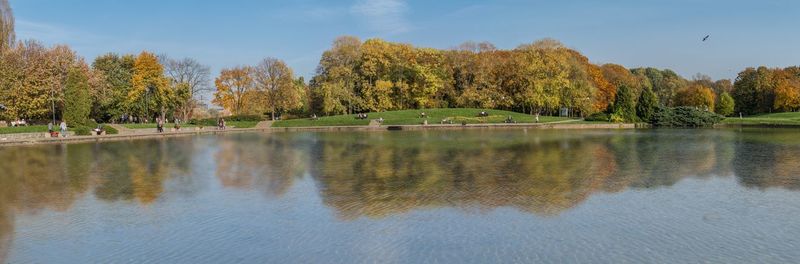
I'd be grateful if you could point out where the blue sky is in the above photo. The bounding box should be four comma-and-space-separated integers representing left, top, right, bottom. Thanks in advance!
10, 0, 800, 84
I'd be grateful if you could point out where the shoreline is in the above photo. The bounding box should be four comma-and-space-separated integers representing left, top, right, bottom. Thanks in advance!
3, 122, 798, 147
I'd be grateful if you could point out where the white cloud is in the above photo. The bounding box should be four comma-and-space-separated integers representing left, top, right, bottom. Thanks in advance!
350, 0, 410, 34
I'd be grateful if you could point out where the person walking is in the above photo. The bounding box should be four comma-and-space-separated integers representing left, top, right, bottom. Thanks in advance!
59, 120, 68, 137
157, 117, 164, 133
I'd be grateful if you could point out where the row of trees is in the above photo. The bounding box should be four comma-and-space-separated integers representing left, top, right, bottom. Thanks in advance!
0, 43, 210, 125
0, 1, 211, 126
732, 66, 800, 115
212, 58, 306, 120
1, 0, 795, 124
305, 36, 742, 118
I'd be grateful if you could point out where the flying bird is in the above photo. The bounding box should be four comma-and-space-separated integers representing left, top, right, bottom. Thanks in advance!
702, 35, 710, 42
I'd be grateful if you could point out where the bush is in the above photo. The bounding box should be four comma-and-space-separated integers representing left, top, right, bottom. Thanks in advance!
585, 112, 610, 122
104, 125, 118, 135
188, 118, 217, 127
73, 126, 91, 136
650, 106, 723, 127
226, 115, 264, 122
188, 115, 265, 127
87, 120, 98, 129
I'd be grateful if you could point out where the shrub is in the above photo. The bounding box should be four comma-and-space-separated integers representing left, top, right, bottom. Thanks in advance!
650, 106, 723, 127
585, 112, 610, 122
86, 120, 99, 129
73, 126, 91, 136
189, 115, 264, 127
226, 115, 264, 122
104, 125, 118, 135
188, 118, 218, 127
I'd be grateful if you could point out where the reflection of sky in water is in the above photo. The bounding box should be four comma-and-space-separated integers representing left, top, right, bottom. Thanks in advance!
2, 129, 800, 263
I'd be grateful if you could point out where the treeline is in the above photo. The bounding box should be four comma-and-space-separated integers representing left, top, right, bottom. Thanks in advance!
0, 1, 211, 126
305, 36, 742, 119
211, 58, 307, 120
732, 66, 800, 115
0, 42, 211, 126
3, 0, 800, 125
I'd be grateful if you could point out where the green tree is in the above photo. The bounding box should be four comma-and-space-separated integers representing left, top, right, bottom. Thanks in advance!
91, 53, 135, 122
63, 66, 91, 126
611, 84, 637, 123
636, 87, 658, 122
716, 92, 735, 116
732, 67, 776, 115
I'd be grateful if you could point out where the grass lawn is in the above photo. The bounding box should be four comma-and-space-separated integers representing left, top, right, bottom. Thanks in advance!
122, 121, 259, 129
721, 112, 800, 125
273, 108, 576, 127
2, 124, 140, 135
0, 125, 49, 135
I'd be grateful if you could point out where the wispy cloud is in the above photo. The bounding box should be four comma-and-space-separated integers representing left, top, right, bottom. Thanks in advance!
16, 20, 87, 43
350, 0, 410, 34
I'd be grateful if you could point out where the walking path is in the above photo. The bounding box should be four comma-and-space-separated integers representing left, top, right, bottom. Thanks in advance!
0, 119, 635, 147
256, 121, 273, 129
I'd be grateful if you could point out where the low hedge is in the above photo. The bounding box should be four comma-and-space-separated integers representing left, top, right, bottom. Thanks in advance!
73, 126, 92, 136
104, 125, 118, 135
585, 112, 610, 122
224, 115, 264, 122
188, 115, 265, 127
650, 106, 723, 127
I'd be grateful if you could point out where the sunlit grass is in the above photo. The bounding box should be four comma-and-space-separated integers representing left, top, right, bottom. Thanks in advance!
273, 108, 576, 127
722, 112, 800, 125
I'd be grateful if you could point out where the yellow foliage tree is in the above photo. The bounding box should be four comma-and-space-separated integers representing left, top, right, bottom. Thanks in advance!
213, 66, 255, 115
127, 51, 172, 120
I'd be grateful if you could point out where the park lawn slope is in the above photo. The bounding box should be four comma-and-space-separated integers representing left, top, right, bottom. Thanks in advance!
273, 108, 575, 127
122, 121, 259, 129
0, 125, 49, 135
721, 112, 800, 126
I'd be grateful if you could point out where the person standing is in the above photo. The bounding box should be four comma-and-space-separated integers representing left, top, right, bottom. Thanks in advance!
59, 120, 68, 137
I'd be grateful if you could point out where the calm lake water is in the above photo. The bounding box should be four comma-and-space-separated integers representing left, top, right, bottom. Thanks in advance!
2, 129, 800, 263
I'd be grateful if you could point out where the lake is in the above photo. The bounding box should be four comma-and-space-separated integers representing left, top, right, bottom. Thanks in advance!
2, 128, 800, 263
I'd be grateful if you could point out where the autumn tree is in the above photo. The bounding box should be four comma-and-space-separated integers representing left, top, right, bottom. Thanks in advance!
127, 51, 172, 120
161, 56, 211, 120
253, 57, 302, 120
676, 84, 715, 111
0, 0, 13, 50
772, 69, 800, 112
214, 66, 254, 115
732, 67, 776, 115
0, 41, 77, 121
515, 40, 571, 114
311, 36, 362, 115
716, 92, 735, 116
63, 66, 91, 126
631, 68, 688, 107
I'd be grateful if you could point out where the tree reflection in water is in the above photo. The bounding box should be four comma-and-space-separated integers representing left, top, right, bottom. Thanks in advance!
1, 129, 800, 261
